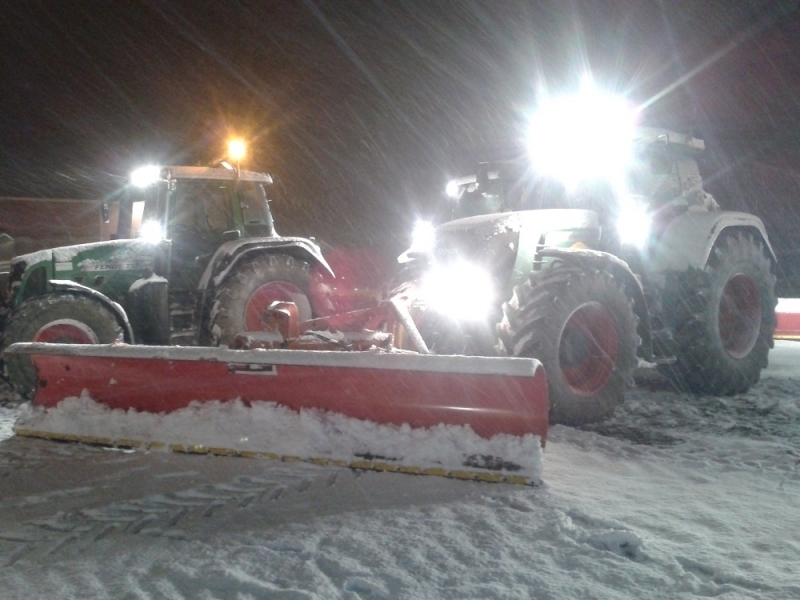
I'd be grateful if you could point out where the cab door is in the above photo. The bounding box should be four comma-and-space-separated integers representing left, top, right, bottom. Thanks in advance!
167, 178, 235, 294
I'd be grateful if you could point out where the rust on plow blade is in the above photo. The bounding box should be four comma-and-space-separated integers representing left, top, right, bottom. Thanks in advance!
775, 299, 800, 341
8, 343, 549, 484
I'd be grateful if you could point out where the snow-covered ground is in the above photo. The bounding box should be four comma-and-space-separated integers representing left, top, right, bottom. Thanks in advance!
1, 342, 798, 599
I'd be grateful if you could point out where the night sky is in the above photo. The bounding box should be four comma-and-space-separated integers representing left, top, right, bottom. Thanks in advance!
1, 1, 799, 283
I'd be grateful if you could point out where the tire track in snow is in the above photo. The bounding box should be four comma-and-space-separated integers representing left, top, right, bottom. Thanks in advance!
0, 466, 345, 565
576, 364, 800, 479
674, 555, 779, 597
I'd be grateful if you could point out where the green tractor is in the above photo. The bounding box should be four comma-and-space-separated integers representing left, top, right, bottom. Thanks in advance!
1, 164, 333, 396
396, 126, 777, 425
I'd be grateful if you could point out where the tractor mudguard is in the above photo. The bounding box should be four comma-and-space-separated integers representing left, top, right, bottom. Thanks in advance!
199, 237, 334, 291
535, 247, 653, 361
647, 210, 776, 277
48, 280, 135, 343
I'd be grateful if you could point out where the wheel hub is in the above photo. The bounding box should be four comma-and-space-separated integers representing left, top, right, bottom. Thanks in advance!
719, 273, 761, 358
245, 281, 309, 331
33, 320, 100, 344
559, 302, 619, 396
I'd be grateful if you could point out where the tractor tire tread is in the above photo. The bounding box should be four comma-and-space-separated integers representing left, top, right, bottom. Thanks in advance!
497, 266, 639, 425
659, 231, 776, 395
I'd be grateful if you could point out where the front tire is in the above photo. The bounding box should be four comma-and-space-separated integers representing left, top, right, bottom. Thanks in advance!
660, 232, 776, 394
497, 267, 639, 425
210, 254, 313, 347
1, 293, 124, 398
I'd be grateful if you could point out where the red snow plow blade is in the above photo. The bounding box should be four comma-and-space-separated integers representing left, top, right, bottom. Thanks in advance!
775, 299, 800, 340
8, 342, 548, 484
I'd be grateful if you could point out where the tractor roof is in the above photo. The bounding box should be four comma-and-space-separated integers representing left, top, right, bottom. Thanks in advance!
160, 166, 273, 184
633, 127, 705, 153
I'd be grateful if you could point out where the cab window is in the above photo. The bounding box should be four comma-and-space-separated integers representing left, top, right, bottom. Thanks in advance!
173, 180, 233, 232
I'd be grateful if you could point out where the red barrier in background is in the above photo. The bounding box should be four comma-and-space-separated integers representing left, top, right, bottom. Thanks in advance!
311, 248, 394, 317
775, 298, 800, 340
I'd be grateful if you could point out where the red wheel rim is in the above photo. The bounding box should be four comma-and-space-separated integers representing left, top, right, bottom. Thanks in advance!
33, 320, 99, 344
719, 273, 761, 358
559, 302, 619, 396
245, 281, 308, 331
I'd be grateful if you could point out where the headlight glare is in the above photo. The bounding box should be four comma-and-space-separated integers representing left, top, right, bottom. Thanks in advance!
130, 165, 161, 188
528, 82, 636, 189
420, 261, 495, 320
139, 220, 164, 244
445, 179, 460, 198
410, 220, 436, 253
616, 200, 651, 247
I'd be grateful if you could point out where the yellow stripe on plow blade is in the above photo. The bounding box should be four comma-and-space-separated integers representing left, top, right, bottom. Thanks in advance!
14, 428, 537, 486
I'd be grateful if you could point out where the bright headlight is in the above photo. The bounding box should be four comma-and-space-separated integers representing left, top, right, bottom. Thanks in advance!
420, 261, 495, 320
410, 220, 436, 253
528, 81, 636, 189
139, 220, 164, 244
445, 179, 460, 198
130, 165, 161, 188
398, 220, 437, 263
616, 199, 651, 247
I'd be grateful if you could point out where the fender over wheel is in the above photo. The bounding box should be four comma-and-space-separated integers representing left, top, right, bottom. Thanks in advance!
497, 267, 639, 425
210, 254, 313, 347
1, 293, 124, 398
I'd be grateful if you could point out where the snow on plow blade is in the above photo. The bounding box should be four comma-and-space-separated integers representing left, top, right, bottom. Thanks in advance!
775, 298, 800, 340
8, 343, 549, 484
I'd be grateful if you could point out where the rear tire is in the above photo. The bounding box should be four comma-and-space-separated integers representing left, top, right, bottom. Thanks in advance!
497, 267, 639, 425
659, 232, 776, 394
210, 254, 313, 347
1, 293, 124, 398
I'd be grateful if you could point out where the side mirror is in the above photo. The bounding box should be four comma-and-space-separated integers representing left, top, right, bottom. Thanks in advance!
476, 164, 501, 194
223, 230, 241, 241
0, 232, 14, 260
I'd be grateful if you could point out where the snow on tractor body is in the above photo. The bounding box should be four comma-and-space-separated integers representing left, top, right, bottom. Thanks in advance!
395, 127, 778, 425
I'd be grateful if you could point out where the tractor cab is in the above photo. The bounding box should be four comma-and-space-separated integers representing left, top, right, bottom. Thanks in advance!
122, 166, 277, 294
124, 166, 276, 241
445, 162, 530, 219
441, 127, 716, 257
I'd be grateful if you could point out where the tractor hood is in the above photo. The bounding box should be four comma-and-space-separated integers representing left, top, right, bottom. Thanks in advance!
432, 208, 599, 261
397, 208, 602, 321
8, 239, 159, 309
11, 239, 157, 272
435, 208, 598, 245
